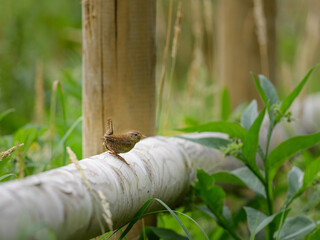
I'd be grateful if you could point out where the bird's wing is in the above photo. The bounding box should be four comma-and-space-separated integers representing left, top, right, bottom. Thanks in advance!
105, 135, 132, 147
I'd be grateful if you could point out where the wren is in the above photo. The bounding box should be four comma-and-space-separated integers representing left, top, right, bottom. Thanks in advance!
101, 119, 146, 165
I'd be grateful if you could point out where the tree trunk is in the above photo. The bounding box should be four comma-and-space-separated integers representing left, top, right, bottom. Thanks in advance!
216, 0, 276, 108
82, 0, 156, 238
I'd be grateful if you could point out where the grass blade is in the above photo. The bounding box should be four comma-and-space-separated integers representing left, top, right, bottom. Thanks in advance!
120, 198, 193, 240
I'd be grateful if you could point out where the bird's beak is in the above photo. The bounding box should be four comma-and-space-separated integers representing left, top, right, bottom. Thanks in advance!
141, 134, 147, 139
100, 137, 105, 140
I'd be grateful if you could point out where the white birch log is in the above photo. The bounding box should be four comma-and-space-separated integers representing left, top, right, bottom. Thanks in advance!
0, 93, 320, 240
0, 134, 233, 240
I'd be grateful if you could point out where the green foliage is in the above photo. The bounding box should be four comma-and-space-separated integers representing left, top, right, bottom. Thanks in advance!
141, 227, 188, 240
180, 67, 320, 239
277, 216, 316, 240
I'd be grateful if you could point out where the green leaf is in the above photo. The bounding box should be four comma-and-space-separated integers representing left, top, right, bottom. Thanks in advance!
221, 87, 231, 121
195, 170, 225, 216
276, 67, 315, 123
212, 171, 246, 187
259, 74, 280, 106
278, 216, 316, 240
176, 137, 231, 149
212, 170, 266, 197
143, 227, 188, 240
284, 167, 304, 205
252, 73, 268, 105
242, 108, 266, 178
241, 100, 258, 131
232, 167, 266, 198
244, 207, 279, 236
267, 132, 320, 180
196, 169, 214, 189
177, 122, 247, 141
303, 156, 320, 190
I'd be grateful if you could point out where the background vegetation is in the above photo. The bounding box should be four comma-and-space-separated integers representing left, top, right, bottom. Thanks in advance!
1, 0, 320, 239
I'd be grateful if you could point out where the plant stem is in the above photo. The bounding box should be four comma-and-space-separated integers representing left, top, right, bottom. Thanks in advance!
264, 123, 274, 215
264, 122, 275, 240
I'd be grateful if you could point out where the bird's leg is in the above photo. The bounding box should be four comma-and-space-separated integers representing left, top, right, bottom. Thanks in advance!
109, 150, 130, 165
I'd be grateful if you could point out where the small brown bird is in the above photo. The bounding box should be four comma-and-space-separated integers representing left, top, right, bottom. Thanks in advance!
101, 119, 146, 165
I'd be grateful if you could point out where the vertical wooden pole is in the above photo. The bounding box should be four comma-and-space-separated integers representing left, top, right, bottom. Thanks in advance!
216, 0, 276, 108
82, 0, 156, 238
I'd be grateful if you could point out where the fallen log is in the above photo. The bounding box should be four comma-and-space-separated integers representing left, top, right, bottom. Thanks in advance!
1, 93, 320, 240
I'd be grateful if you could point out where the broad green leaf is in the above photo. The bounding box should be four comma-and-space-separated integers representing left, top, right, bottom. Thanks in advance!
143, 227, 188, 240
212, 171, 246, 187
241, 100, 258, 131
204, 185, 225, 216
177, 122, 247, 141
196, 169, 214, 189
278, 216, 316, 240
213, 169, 265, 197
284, 167, 304, 205
232, 167, 266, 198
176, 137, 231, 149
267, 132, 320, 180
195, 170, 225, 216
303, 156, 320, 190
244, 207, 279, 236
259, 74, 280, 106
252, 73, 268, 105
242, 108, 266, 178
276, 67, 315, 123
221, 87, 231, 121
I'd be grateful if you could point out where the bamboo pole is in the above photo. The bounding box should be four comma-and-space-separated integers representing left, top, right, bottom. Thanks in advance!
82, 1, 156, 238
